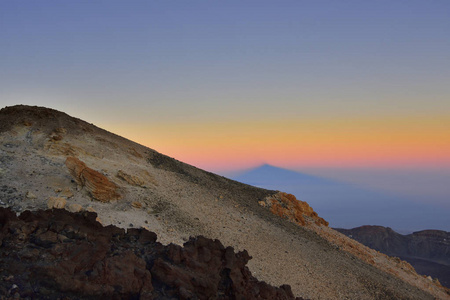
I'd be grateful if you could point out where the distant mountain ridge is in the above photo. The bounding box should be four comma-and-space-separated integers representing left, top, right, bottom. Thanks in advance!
234, 164, 450, 231
336, 226, 450, 288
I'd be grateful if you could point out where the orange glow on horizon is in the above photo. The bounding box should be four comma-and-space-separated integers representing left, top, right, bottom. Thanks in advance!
102, 114, 450, 172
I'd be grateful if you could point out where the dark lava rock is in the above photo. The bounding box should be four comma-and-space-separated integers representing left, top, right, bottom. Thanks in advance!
0, 207, 304, 299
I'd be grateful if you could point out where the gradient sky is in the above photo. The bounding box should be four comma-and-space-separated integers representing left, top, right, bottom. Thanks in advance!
1, 1, 450, 207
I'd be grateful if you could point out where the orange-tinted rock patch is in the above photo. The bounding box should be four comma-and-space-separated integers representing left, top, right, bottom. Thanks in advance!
117, 169, 146, 187
262, 192, 329, 227
65, 157, 121, 202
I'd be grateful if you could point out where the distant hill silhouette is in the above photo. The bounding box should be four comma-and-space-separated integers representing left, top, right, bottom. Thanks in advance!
234, 165, 450, 231
336, 226, 450, 288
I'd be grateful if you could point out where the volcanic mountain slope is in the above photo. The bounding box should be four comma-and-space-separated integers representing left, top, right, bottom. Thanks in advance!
0, 105, 448, 299
336, 226, 450, 288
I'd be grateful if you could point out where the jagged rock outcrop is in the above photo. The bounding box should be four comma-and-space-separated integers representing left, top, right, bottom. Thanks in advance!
260, 192, 329, 226
0, 207, 303, 299
65, 156, 121, 202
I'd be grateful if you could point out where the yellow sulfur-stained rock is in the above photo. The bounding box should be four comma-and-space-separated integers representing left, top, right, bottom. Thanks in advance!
131, 201, 143, 209
26, 191, 37, 199
47, 197, 66, 209
67, 203, 83, 213
117, 170, 146, 187
59, 187, 74, 198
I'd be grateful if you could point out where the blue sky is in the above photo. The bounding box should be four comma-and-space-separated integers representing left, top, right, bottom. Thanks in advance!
2, 1, 449, 122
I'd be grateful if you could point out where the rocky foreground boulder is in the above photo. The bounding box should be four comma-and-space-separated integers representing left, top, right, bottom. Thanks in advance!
0, 207, 302, 299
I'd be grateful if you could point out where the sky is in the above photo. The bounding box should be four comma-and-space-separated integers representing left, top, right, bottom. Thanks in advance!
1, 1, 450, 211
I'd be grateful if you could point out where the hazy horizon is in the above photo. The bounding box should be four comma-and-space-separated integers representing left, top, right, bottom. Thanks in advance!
228, 164, 450, 232
218, 163, 450, 209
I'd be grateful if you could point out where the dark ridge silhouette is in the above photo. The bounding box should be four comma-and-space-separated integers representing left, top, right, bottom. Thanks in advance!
336, 226, 450, 288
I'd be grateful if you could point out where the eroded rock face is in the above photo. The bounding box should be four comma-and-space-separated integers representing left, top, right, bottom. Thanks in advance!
261, 192, 329, 227
117, 169, 147, 187
65, 156, 121, 202
0, 208, 304, 299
